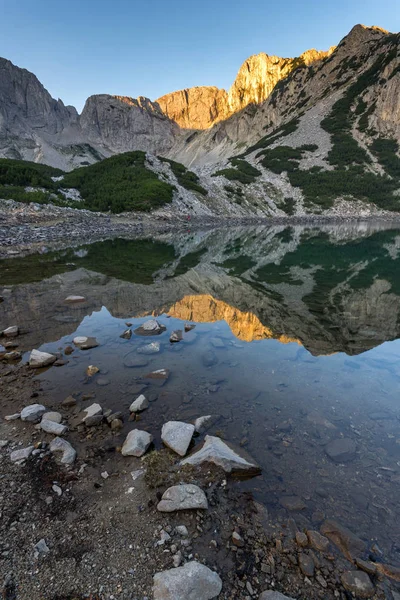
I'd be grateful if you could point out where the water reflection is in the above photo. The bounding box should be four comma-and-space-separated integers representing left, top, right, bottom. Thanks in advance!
1, 224, 400, 565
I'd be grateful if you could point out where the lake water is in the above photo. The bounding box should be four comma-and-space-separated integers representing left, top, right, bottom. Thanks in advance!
1, 223, 400, 566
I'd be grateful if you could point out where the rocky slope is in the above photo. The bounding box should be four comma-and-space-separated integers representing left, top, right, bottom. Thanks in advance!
0, 24, 399, 217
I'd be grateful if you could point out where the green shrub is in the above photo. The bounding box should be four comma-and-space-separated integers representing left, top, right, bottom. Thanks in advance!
0, 158, 63, 189
212, 158, 261, 184
370, 138, 400, 178
159, 157, 208, 196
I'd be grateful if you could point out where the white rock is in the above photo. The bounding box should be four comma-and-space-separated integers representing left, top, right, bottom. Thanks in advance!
52, 484, 62, 496
73, 336, 99, 350
41, 412, 62, 424
0, 440, 9, 449
50, 437, 76, 465
129, 395, 149, 412
29, 349, 57, 368
82, 403, 103, 426
175, 525, 188, 537
121, 430, 153, 457
161, 421, 195, 456
181, 435, 260, 474
5, 413, 20, 421
153, 561, 222, 600
157, 484, 208, 512
131, 469, 145, 481
21, 404, 46, 423
40, 420, 68, 435
10, 446, 34, 463
34, 538, 50, 557
2, 326, 18, 337
101, 471, 109, 479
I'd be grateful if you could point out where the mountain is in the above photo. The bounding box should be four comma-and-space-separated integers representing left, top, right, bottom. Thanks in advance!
0, 24, 399, 217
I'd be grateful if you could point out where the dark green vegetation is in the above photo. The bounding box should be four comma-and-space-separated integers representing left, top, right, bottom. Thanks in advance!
0, 153, 201, 213
169, 248, 207, 278
370, 138, 400, 179
242, 119, 300, 155
0, 238, 176, 286
213, 158, 261, 184
158, 157, 208, 196
63, 152, 174, 212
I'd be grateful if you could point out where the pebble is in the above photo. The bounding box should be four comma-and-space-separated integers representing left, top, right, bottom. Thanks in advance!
295, 532, 308, 547
40, 420, 68, 435
5, 413, 20, 421
298, 553, 315, 577
325, 438, 357, 462
306, 530, 330, 552
10, 446, 34, 463
153, 561, 222, 600
21, 404, 46, 423
137, 342, 160, 355
2, 326, 19, 338
129, 395, 149, 413
121, 429, 153, 457
62, 395, 77, 407
161, 421, 195, 456
232, 532, 245, 547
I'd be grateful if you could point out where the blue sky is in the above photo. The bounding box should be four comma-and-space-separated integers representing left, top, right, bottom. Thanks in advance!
1, 0, 399, 112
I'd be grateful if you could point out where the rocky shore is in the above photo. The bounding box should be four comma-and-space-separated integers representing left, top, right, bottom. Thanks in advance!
1, 319, 400, 600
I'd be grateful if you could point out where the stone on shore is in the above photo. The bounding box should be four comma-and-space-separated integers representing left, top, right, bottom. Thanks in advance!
29, 350, 57, 368
170, 330, 183, 343
62, 395, 77, 408
42, 412, 62, 423
157, 484, 208, 512
21, 404, 46, 423
259, 592, 296, 600
153, 561, 222, 600
325, 438, 356, 462
73, 336, 99, 350
341, 571, 374, 597
82, 403, 103, 426
181, 435, 260, 474
10, 446, 34, 463
5, 413, 20, 421
137, 341, 161, 355
2, 326, 19, 338
121, 429, 153, 457
2, 351, 21, 361
307, 530, 330, 552
129, 395, 149, 413
134, 319, 165, 336
50, 437, 76, 465
161, 421, 195, 456
40, 420, 68, 435
184, 324, 196, 332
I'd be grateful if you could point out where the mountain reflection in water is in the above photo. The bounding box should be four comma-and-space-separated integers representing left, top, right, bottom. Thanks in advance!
1, 223, 400, 566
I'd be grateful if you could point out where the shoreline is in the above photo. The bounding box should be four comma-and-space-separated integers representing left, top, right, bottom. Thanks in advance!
2, 199, 400, 259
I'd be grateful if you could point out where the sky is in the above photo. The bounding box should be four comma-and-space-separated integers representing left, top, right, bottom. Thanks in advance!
1, 0, 399, 112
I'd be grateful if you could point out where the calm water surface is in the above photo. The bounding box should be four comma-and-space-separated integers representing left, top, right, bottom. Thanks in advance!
1, 224, 400, 564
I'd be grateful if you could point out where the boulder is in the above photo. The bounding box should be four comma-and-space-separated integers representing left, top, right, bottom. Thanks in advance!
21, 404, 46, 423
50, 437, 76, 465
121, 429, 153, 457
42, 412, 62, 423
2, 326, 18, 338
341, 571, 374, 598
181, 435, 260, 474
73, 336, 99, 350
137, 341, 161, 355
10, 446, 34, 463
129, 395, 149, 412
157, 484, 208, 512
325, 438, 356, 462
161, 421, 195, 456
153, 561, 222, 600
29, 349, 57, 368
134, 319, 166, 336
40, 420, 68, 435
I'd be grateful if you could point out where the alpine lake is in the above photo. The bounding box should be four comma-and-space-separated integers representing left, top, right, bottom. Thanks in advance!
1, 223, 400, 569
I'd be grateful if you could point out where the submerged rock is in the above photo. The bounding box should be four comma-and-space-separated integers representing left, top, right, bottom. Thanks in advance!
202, 350, 218, 367
134, 319, 166, 336
50, 437, 76, 465
137, 341, 161, 355
170, 330, 183, 343
82, 403, 103, 426
29, 349, 57, 368
320, 519, 367, 560
325, 438, 357, 462
184, 324, 196, 332
121, 429, 153, 457
86, 365, 100, 377
280, 496, 306, 511
341, 571, 374, 597
21, 404, 46, 423
194, 415, 219, 433
157, 484, 208, 512
181, 435, 260, 474
123, 354, 149, 368
153, 561, 222, 600
161, 421, 195, 456
73, 336, 99, 350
